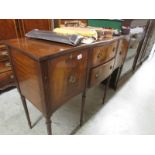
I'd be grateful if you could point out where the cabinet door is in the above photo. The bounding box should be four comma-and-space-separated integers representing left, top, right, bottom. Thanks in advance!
19, 19, 52, 36
0, 19, 19, 41
48, 50, 88, 112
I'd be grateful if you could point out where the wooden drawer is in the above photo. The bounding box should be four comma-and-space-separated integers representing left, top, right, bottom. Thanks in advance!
48, 50, 88, 111
91, 41, 118, 67
89, 59, 115, 87
0, 60, 11, 74
0, 50, 9, 61
0, 71, 14, 89
114, 39, 129, 70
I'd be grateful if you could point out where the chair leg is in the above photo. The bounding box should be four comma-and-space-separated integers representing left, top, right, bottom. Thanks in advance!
20, 95, 32, 129
102, 76, 111, 104
80, 92, 86, 126
45, 117, 52, 135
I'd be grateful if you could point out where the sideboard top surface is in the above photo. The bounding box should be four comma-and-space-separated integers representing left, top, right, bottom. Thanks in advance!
4, 35, 128, 61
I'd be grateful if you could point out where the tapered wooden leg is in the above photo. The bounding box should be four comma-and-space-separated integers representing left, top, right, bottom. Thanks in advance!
114, 66, 123, 90
80, 92, 86, 126
20, 95, 32, 129
102, 76, 111, 104
45, 117, 52, 135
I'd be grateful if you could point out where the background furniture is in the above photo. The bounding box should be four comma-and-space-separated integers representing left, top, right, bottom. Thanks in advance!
120, 20, 153, 77
6, 35, 129, 135
0, 19, 53, 91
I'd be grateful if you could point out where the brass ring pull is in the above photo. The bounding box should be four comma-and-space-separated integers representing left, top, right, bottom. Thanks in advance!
68, 75, 76, 84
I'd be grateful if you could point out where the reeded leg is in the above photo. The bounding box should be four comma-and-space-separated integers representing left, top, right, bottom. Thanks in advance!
20, 95, 32, 129
102, 76, 111, 104
80, 92, 86, 126
45, 117, 52, 135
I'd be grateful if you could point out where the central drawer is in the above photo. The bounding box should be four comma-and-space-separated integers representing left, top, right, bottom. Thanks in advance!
91, 41, 118, 67
89, 59, 115, 87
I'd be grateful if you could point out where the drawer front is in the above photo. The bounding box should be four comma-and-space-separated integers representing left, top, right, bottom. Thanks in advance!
48, 50, 88, 111
0, 71, 14, 89
91, 41, 118, 67
0, 60, 11, 73
89, 59, 115, 87
0, 50, 9, 61
114, 39, 129, 69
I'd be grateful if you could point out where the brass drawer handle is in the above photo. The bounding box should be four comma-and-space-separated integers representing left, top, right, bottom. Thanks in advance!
1, 51, 8, 56
5, 62, 11, 67
68, 75, 76, 84
10, 75, 14, 79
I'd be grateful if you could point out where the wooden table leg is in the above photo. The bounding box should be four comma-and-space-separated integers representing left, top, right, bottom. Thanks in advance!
114, 66, 123, 90
80, 92, 86, 126
102, 75, 111, 104
45, 117, 52, 135
20, 95, 32, 129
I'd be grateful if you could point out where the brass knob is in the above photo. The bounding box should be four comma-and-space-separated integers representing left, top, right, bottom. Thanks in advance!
69, 75, 76, 84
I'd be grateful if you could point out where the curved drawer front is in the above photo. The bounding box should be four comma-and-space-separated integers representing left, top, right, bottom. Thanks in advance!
89, 59, 115, 87
91, 41, 117, 67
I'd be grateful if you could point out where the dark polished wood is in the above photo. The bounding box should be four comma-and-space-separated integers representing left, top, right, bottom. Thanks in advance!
5, 35, 129, 134
18, 19, 52, 37
48, 49, 88, 113
20, 95, 32, 129
0, 19, 53, 91
0, 20, 19, 41
102, 75, 111, 104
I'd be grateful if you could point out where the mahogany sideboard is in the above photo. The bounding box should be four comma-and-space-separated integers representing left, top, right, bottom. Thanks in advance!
5, 35, 129, 134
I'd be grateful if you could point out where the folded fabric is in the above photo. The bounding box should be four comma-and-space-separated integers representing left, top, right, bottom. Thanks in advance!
53, 27, 98, 39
